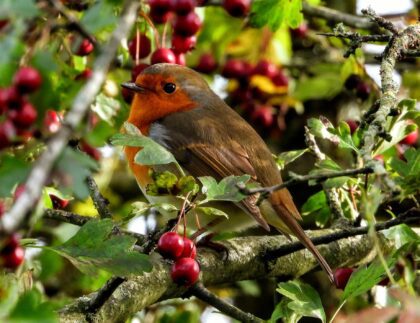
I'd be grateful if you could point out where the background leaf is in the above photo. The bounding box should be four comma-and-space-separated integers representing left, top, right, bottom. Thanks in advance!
198, 175, 250, 203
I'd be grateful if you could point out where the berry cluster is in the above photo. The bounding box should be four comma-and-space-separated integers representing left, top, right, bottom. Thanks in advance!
0, 67, 42, 150
222, 0, 251, 17
158, 231, 200, 286
0, 234, 25, 270
221, 58, 289, 136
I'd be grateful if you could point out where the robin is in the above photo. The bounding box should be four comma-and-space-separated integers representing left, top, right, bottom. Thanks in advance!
121, 63, 334, 283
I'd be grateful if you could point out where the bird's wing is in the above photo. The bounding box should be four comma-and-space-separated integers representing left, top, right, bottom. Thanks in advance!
173, 142, 270, 231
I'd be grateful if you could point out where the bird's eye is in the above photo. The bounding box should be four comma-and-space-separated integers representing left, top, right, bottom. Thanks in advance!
163, 82, 176, 94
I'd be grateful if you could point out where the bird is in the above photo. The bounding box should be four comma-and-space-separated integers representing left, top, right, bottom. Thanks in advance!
121, 63, 334, 283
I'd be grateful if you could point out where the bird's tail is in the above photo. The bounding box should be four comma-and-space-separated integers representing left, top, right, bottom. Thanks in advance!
269, 189, 335, 283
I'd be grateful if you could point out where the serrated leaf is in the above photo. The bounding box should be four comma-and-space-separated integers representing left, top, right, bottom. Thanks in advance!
389, 148, 420, 197
383, 224, 420, 249
198, 175, 250, 203
177, 176, 200, 195
91, 93, 121, 125
329, 121, 359, 152
197, 207, 229, 218
276, 280, 326, 323
0, 156, 31, 197
49, 219, 152, 276
131, 201, 150, 216
341, 256, 397, 301
301, 190, 331, 227
276, 149, 308, 170
250, 0, 303, 30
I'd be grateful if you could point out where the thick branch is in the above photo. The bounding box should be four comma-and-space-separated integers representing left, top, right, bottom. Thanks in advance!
240, 166, 374, 195
57, 211, 420, 322
0, 0, 140, 235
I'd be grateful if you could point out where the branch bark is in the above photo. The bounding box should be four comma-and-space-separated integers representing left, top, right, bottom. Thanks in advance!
0, 0, 140, 235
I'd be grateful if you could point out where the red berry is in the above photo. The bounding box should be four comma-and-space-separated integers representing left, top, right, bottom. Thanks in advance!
150, 7, 172, 24
171, 35, 196, 53
291, 23, 308, 38
9, 101, 38, 128
128, 33, 152, 60
14, 185, 26, 202
173, 11, 201, 37
334, 267, 354, 290
75, 38, 94, 56
50, 194, 69, 209
272, 70, 288, 87
158, 232, 185, 259
43, 110, 61, 134
222, 0, 251, 17
80, 141, 101, 161
13, 67, 42, 94
355, 82, 371, 100
251, 105, 274, 128
0, 120, 16, 149
401, 125, 418, 146
2, 246, 25, 269
180, 237, 197, 258
0, 20, 9, 30
75, 68, 93, 80
0, 201, 5, 218
121, 87, 134, 103
378, 277, 390, 286
173, 0, 196, 15
345, 120, 359, 134
252, 59, 278, 79
0, 87, 23, 109
344, 74, 362, 90
149, 0, 173, 12
151, 48, 177, 64
195, 53, 217, 74
171, 257, 200, 286
221, 59, 249, 79
175, 53, 186, 66
131, 64, 150, 81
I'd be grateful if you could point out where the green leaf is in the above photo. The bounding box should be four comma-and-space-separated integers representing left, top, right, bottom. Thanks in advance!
131, 201, 150, 216
55, 148, 98, 199
0, 0, 40, 19
301, 190, 331, 227
341, 256, 397, 301
197, 207, 229, 219
0, 273, 19, 318
389, 148, 420, 197
383, 224, 419, 249
329, 121, 359, 152
276, 149, 308, 170
91, 93, 121, 125
250, 0, 303, 30
0, 156, 31, 197
81, 0, 117, 34
294, 74, 342, 101
276, 280, 326, 323
198, 175, 250, 203
323, 176, 352, 189
176, 176, 200, 195
8, 290, 58, 323
50, 219, 152, 276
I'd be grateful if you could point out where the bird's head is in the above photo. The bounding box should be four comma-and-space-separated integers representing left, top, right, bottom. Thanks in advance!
122, 63, 212, 130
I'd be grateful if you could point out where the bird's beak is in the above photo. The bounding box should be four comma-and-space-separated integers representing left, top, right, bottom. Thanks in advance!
121, 82, 145, 93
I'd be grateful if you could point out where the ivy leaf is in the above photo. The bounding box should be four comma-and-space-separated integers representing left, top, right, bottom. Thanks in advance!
250, 0, 303, 30
0, 155, 31, 197
275, 149, 308, 170
341, 256, 397, 301
197, 207, 229, 219
276, 280, 326, 323
49, 219, 152, 276
198, 175, 250, 203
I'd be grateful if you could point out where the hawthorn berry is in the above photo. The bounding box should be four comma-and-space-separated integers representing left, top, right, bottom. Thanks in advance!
272, 70, 289, 87
345, 120, 359, 134
2, 246, 25, 269
0, 201, 5, 218
291, 23, 308, 38
175, 53, 186, 66
131, 64, 150, 81
171, 257, 200, 286
0, 120, 16, 149
158, 232, 185, 259
13, 67, 42, 94
171, 35, 196, 53
75, 68, 93, 81
80, 141, 101, 161
222, 0, 251, 17
173, 11, 201, 37
74, 38, 94, 56
344, 74, 362, 90
334, 267, 354, 290
355, 82, 371, 100
173, 0, 196, 15
0, 87, 23, 109
149, 0, 173, 12
180, 237, 197, 259
121, 87, 134, 103
195, 53, 217, 74
150, 7, 172, 24
251, 105, 274, 128
401, 124, 418, 146
252, 59, 278, 79
9, 101, 37, 128
50, 194, 70, 209
221, 59, 249, 79
43, 110, 61, 134
128, 34, 152, 60
151, 48, 177, 65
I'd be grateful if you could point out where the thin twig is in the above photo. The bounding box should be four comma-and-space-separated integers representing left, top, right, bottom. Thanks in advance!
190, 284, 264, 323
264, 207, 420, 261
86, 176, 113, 219
240, 166, 374, 195
0, 0, 140, 235
361, 8, 400, 34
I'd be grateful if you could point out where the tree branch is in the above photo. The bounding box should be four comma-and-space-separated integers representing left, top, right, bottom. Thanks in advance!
57, 209, 420, 322
0, 0, 140, 235
190, 284, 264, 323
240, 166, 374, 195
86, 176, 112, 219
